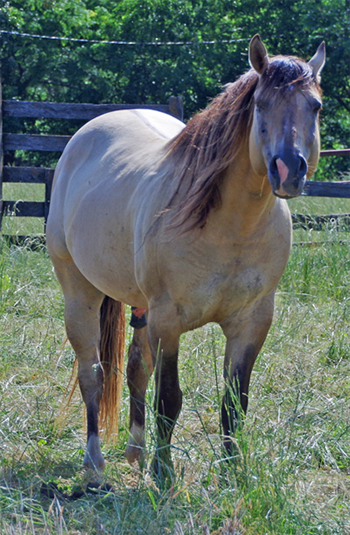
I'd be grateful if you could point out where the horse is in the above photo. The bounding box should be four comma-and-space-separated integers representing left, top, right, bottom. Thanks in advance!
46, 35, 326, 479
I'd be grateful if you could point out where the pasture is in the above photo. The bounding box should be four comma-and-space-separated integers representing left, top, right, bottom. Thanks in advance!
0, 193, 349, 534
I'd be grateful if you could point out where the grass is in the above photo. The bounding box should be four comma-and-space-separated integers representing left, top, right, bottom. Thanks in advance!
2, 183, 46, 236
0, 194, 349, 533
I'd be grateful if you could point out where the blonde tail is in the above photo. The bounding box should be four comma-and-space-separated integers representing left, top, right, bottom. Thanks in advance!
99, 296, 126, 442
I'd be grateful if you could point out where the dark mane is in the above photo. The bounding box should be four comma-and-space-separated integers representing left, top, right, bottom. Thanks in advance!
165, 56, 320, 232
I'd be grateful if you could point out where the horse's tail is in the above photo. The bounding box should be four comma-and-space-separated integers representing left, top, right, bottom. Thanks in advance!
99, 296, 126, 442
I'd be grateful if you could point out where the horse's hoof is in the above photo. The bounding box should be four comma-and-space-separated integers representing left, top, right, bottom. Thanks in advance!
151, 454, 174, 488
125, 444, 144, 464
83, 434, 105, 472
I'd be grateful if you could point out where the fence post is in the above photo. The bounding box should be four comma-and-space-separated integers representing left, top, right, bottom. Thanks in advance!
168, 96, 184, 122
44, 168, 54, 230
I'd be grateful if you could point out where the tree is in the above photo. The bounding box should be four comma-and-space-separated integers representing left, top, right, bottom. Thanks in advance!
1, 0, 349, 177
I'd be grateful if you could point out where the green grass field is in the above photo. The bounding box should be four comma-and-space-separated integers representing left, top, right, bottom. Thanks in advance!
0, 195, 349, 534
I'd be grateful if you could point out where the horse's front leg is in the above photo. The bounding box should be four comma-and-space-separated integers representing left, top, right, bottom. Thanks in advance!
125, 322, 154, 464
147, 307, 182, 483
220, 292, 275, 455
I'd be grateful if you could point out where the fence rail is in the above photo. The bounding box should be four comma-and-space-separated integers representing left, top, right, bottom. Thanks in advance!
2, 99, 183, 120
302, 178, 350, 198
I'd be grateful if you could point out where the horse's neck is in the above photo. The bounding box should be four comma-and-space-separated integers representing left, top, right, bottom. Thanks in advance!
207, 149, 277, 238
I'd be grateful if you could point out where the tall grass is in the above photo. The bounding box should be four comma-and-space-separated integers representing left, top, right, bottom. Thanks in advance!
0, 195, 349, 533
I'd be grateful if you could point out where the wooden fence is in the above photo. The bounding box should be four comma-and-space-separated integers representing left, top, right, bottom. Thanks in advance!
0, 82, 183, 241
0, 84, 349, 241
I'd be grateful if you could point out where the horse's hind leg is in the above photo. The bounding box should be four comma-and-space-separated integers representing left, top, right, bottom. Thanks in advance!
53, 258, 106, 471
125, 323, 153, 464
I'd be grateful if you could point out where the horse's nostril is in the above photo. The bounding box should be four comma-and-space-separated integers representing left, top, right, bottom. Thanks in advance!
297, 155, 307, 179
269, 156, 278, 175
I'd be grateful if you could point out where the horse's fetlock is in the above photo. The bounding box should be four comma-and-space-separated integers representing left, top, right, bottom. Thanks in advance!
125, 424, 145, 464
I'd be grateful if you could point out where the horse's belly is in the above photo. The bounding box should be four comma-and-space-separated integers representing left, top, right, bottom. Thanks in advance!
66, 209, 148, 307
72, 248, 147, 307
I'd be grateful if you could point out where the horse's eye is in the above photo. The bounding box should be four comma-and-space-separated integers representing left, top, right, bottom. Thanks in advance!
256, 101, 269, 113
312, 100, 322, 113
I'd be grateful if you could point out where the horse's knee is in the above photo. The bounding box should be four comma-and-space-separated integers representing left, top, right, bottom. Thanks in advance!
127, 333, 152, 422
221, 359, 253, 453
221, 390, 241, 446
127, 343, 144, 388
127, 327, 153, 386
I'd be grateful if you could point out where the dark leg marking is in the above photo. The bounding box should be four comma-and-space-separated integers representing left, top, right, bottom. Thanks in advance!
221, 343, 257, 454
152, 357, 183, 482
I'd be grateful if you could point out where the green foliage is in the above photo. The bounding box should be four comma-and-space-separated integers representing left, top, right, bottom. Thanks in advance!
1, 0, 350, 177
0, 0, 237, 109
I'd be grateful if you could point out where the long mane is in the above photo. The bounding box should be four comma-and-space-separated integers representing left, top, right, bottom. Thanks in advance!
165, 56, 321, 232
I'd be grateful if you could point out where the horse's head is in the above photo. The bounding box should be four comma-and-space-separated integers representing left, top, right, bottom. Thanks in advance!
248, 35, 325, 199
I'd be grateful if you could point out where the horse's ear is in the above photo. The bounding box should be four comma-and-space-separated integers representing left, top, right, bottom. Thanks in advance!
308, 42, 326, 81
249, 34, 269, 76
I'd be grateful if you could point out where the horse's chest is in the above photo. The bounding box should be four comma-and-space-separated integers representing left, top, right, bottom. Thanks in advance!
163, 252, 284, 329
201, 261, 272, 314
219, 264, 266, 303
144, 219, 291, 328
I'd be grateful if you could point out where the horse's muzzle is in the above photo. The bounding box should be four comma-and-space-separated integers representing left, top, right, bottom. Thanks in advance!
268, 153, 307, 198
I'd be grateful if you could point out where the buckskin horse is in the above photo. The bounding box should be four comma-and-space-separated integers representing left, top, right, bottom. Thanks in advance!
46, 35, 326, 478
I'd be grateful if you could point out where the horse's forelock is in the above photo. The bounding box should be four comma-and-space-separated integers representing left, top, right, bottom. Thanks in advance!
259, 56, 321, 98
